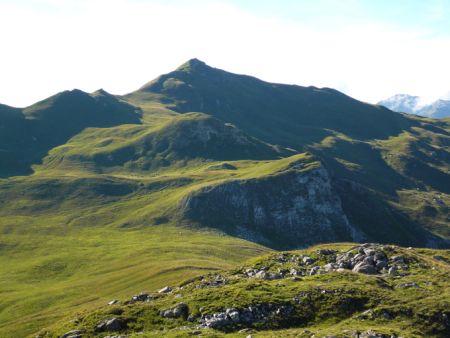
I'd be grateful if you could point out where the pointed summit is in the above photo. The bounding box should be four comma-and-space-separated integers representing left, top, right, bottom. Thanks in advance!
91, 88, 110, 97
176, 58, 208, 73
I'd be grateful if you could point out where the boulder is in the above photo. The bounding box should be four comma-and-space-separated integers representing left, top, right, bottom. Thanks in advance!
309, 266, 321, 275
302, 256, 316, 265
160, 303, 189, 319
95, 318, 126, 332
352, 262, 378, 275
130, 293, 152, 302
158, 286, 172, 294
391, 255, 405, 264
375, 261, 388, 270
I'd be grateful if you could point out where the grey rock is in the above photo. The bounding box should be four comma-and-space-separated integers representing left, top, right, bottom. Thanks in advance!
352, 262, 378, 275
364, 249, 376, 256
391, 255, 405, 264
61, 330, 82, 338
363, 256, 375, 265
374, 252, 387, 261
309, 266, 321, 275
158, 286, 172, 293
95, 318, 126, 332
160, 303, 189, 319
388, 266, 397, 276
108, 299, 120, 306
130, 292, 152, 303
254, 270, 282, 280
303, 256, 316, 265
318, 249, 336, 255
376, 260, 388, 270
180, 166, 365, 248
323, 263, 338, 272
396, 282, 419, 289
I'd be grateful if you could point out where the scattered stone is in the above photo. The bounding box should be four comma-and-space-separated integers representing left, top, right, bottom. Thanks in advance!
199, 304, 293, 329
353, 329, 398, 338
388, 267, 397, 276
352, 262, 378, 275
253, 270, 282, 280
433, 255, 445, 261
158, 286, 172, 294
396, 282, 419, 289
95, 318, 126, 332
391, 256, 405, 264
375, 261, 388, 270
129, 292, 153, 303
303, 256, 316, 265
309, 266, 321, 275
108, 300, 120, 306
160, 303, 189, 319
61, 330, 83, 338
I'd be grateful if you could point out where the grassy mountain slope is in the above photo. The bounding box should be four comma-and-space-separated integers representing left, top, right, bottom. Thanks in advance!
0, 151, 318, 337
0, 172, 273, 337
0, 59, 448, 338
41, 243, 450, 338
0, 89, 142, 177
125, 59, 450, 245
129, 59, 414, 143
39, 112, 285, 174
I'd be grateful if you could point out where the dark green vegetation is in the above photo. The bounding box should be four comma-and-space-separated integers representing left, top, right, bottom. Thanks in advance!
40, 244, 450, 337
0, 89, 141, 176
0, 59, 449, 337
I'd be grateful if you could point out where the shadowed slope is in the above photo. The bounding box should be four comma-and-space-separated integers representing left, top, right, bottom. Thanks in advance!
0, 89, 142, 177
129, 58, 415, 145
39, 112, 286, 173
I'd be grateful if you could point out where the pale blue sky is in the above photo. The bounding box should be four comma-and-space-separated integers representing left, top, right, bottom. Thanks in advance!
1, 0, 450, 106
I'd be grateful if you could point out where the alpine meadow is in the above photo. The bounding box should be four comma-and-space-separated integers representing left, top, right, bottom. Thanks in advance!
0, 57, 449, 338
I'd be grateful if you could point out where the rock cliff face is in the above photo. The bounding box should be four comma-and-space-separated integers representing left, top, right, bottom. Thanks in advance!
180, 166, 364, 248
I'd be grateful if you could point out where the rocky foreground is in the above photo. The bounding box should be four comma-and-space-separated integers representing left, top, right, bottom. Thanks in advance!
40, 244, 450, 338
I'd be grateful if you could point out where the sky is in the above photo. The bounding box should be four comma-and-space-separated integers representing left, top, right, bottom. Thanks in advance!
1, 0, 450, 107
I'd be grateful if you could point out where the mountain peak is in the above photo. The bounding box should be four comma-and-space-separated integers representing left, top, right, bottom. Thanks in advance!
176, 58, 208, 72
91, 88, 110, 96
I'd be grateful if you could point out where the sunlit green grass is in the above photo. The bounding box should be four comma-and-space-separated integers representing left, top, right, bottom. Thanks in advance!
1, 152, 316, 337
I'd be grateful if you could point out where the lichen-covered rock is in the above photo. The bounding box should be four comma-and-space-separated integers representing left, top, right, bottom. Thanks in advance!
199, 304, 294, 330
160, 303, 189, 319
95, 318, 126, 332
180, 166, 364, 248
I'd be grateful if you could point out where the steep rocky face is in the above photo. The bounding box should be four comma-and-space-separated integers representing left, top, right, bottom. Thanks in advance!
180, 166, 364, 248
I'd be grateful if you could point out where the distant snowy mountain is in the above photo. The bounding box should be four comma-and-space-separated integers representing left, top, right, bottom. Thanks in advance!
378, 94, 450, 118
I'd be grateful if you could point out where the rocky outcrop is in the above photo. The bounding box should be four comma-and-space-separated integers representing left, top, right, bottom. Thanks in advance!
239, 244, 414, 278
180, 165, 364, 248
199, 304, 294, 329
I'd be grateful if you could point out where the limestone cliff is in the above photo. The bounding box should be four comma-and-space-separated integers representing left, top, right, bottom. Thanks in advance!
179, 165, 364, 248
